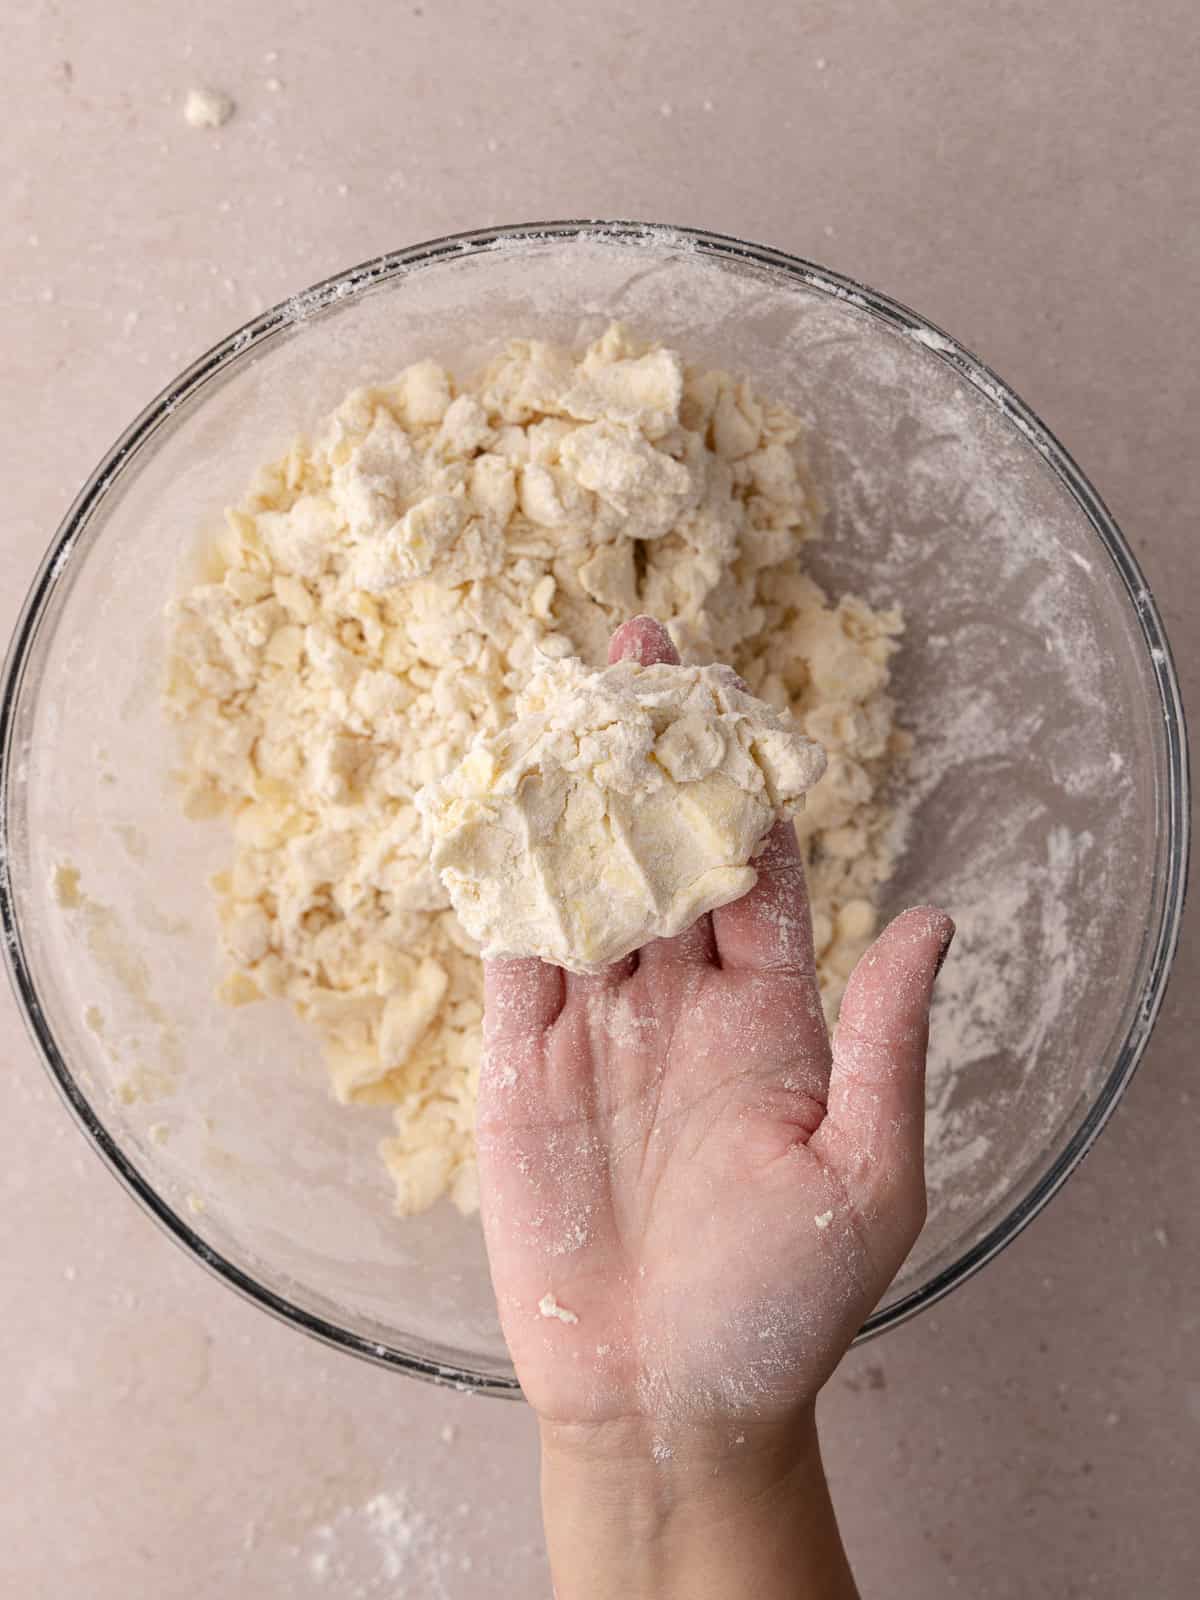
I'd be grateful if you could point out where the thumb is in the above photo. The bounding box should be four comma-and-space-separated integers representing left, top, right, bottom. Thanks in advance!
811, 907, 954, 1249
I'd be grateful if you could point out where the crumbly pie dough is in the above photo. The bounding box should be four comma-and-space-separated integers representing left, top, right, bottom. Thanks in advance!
166, 324, 905, 1216
419, 656, 826, 973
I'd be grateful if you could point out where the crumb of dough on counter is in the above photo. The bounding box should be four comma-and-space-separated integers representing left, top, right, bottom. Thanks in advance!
184, 87, 235, 128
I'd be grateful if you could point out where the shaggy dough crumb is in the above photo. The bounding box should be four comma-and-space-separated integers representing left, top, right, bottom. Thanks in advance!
419, 656, 825, 972
184, 87, 235, 128
165, 323, 905, 1217
538, 1293, 579, 1325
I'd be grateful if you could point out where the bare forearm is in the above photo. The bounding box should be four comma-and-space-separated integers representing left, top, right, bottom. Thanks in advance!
540, 1410, 859, 1600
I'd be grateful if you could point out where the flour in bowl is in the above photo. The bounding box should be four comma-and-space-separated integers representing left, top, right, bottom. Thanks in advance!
165, 324, 906, 1215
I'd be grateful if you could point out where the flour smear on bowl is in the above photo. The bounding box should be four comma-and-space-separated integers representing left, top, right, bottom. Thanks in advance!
164, 324, 906, 1214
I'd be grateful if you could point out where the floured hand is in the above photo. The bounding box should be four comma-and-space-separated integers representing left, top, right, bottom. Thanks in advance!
476, 616, 954, 1599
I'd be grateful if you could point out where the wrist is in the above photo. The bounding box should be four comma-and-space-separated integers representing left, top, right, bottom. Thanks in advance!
540, 1406, 818, 1508
539, 1408, 857, 1600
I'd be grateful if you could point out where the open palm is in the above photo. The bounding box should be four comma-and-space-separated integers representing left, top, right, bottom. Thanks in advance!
477, 618, 953, 1429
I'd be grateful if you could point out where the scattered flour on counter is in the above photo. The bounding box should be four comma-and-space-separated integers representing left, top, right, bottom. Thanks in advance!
303, 1490, 468, 1597
165, 323, 908, 1217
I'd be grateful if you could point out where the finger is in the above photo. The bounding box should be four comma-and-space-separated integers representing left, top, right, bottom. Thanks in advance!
608, 614, 680, 666
564, 952, 638, 1001
636, 912, 718, 973
483, 957, 565, 1050
810, 906, 954, 1236
711, 818, 817, 976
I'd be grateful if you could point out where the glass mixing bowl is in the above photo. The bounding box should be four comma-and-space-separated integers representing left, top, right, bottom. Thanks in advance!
0, 223, 1188, 1395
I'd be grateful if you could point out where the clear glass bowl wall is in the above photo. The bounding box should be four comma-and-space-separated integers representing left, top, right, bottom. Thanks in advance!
0, 225, 1187, 1393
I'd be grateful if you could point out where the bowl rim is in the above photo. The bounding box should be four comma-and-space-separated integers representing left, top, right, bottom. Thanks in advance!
0, 218, 1190, 1396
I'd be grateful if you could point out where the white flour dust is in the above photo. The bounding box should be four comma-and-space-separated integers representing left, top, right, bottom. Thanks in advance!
303, 1491, 470, 1597
775, 301, 1135, 1250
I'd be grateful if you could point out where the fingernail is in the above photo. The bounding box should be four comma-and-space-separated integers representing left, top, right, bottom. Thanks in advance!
933, 924, 955, 978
